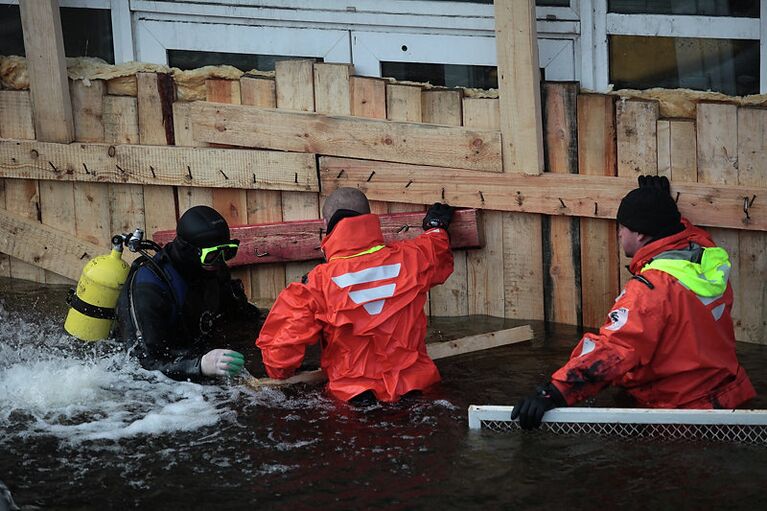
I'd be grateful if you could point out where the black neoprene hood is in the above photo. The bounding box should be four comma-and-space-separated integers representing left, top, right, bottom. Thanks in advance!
176, 205, 230, 248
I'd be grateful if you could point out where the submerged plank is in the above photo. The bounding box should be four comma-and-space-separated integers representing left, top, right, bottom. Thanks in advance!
245, 324, 534, 388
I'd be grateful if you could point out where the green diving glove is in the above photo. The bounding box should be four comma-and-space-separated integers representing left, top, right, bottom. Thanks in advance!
201, 349, 246, 377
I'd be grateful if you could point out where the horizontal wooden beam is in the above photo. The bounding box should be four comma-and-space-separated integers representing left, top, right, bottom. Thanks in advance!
0, 138, 318, 192
320, 157, 767, 232
245, 324, 534, 388
152, 209, 483, 266
0, 208, 105, 281
190, 102, 503, 172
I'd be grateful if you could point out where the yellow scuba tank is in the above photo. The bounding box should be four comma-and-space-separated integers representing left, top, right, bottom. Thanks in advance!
64, 236, 131, 341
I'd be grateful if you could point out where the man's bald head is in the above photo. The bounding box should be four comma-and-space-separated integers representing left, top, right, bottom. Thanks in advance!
322, 187, 371, 220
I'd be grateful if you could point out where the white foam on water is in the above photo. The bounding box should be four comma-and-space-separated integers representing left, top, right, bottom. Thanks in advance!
0, 301, 234, 445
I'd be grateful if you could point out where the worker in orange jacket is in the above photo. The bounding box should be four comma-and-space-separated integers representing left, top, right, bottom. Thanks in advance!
256, 187, 454, 402
512, 175, 756, 429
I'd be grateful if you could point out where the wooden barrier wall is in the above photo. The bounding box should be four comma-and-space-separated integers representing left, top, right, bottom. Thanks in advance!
1, 63, 765, 345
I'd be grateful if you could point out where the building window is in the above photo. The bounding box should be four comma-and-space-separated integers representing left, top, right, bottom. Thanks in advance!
381, 62, 498, 89
0, 5, 114, 63
168, 50, 318, 72
608, 0, 759, 17
609, 35, 759, 96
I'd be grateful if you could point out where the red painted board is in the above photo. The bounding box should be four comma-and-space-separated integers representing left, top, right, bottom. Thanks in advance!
153, 208, 482, 266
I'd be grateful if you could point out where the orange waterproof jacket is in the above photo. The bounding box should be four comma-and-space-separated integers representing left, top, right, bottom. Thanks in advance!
256, 214, 453, 402
551, 219, 756, 409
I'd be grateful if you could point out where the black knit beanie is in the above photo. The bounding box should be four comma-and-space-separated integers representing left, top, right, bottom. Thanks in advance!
616, 186, 684, 239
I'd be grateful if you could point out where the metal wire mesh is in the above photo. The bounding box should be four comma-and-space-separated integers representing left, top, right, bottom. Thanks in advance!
479, 419, 767, 445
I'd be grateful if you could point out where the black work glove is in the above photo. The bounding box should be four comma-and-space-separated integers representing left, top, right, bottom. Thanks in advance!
637, 175, 671, 194
510, 382, 567, 430
422, 203, 454, 231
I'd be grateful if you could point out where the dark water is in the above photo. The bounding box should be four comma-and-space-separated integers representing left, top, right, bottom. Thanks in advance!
1, 276, 766, 510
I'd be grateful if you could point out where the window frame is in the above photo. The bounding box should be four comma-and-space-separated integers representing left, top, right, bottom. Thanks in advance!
589, 0, 766, 93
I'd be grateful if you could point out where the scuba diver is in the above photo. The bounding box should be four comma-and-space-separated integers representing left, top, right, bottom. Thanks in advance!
114, 205, 262, 382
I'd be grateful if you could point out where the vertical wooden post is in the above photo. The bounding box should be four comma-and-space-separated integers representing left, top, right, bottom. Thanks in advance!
697, 102, 741, 336
494, 0, 545, 321
736, 107, 767, 343
542, 82, 581, 327
19, 0, 74, 143
276, 60, 319, 285
241, 75, 286, 307
19, 0, 77, 283
422, 89, 468, 317
464, 97, 505, 318
578, 94, 619, 329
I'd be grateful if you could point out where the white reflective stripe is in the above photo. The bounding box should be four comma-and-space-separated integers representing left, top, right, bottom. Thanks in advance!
580, 338, 596, 356
712, 303, 726, 321
697, 294, 723, 306
348, 283, 396, 304
331, 263, 401, 288
363, 300, 386, 315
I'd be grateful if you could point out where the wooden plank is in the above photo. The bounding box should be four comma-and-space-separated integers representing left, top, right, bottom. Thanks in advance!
0, 179, 8, 276
616, 99, 659, 288
657, 119, 671, 179
697, 101, 742, 339
172, 101, 213, 210
191, 102, 503, 173
422, 89, 463, 126
0, 208, 103, 281
19, 1, 76, 283
246, 324, 534, 388
0, 139, 318, 192
542, 82, 581, 327
494, 0, 544, 175
137, 72, 177, 236
153, 209, 482, 266
386, 84, 423, 123
275, 60, 315, 112
275, 60, 318, 285
494, 0, 545, 321
241, 76, 276, 108
616, 99, 659, 179
698, 102, 738, 186
70, 80, 111, 266
464, 97, 505, 318
319, 157, 767, 232
425, 324, 534, 359
577, 94, 619, 329
669, 120, 697, 183
0, 90, 44, 282
206, 79, 250, 293
241, 74, 284, 306
19, 0, 74, 143
422, 89, 467, 317
314, 63, 352, 116
350, 76, 389, 215
385, 83, 425, 215
736, 107, 767, 344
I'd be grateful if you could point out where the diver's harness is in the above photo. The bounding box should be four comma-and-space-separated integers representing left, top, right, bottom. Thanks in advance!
115, 229, 180, 345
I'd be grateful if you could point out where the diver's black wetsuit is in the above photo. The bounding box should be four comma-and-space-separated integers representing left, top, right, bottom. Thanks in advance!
115, 239, 261, 382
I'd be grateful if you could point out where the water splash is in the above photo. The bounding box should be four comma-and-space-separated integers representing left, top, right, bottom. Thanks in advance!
0, 300, 233, 445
